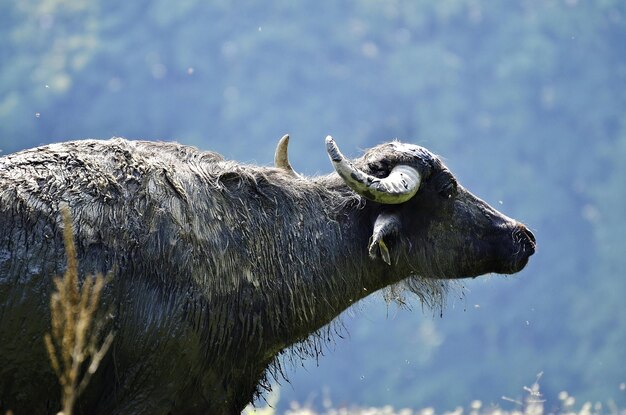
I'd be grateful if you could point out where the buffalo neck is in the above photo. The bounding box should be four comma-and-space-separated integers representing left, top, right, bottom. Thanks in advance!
255, 175, 392, 359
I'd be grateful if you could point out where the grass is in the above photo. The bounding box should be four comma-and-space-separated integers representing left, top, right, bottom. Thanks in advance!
245, 374, 626, 415
42, 207, 114, 415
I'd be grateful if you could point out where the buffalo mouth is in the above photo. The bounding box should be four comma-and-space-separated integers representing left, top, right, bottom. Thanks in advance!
502, 224, 536, 274
417, 223, 537, 280
471, 224, 536, 277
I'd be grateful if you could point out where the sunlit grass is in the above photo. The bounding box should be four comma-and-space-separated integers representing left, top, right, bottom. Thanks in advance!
245, 374, 625, 415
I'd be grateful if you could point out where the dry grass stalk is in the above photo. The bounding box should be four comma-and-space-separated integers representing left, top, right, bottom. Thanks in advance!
44, 207, 114, 415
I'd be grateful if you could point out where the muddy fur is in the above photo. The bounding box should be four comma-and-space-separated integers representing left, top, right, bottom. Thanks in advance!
0, 138, 535, 414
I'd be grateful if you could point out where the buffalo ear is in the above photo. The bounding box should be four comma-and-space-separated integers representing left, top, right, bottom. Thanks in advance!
368, 211, 401, 266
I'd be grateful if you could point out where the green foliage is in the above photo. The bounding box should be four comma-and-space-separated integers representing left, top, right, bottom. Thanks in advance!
1, 0, 625, 411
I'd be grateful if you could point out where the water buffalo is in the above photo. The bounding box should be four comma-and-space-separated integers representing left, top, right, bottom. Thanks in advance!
0, 136, 535, 414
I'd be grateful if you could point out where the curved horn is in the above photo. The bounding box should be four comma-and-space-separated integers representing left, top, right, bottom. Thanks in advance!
325, 136, 421, 204
274, 134, 296, 176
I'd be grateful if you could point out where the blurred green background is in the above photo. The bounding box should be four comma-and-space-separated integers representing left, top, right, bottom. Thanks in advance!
1, 0, 625, 412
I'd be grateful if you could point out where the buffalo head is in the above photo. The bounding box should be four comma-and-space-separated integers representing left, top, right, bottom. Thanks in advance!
325, 136, 536, 280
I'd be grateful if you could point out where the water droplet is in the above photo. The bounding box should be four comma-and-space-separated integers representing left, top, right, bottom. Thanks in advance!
45, 84, 50, 88
471, 400, 482, 410
35, 112, 40, 118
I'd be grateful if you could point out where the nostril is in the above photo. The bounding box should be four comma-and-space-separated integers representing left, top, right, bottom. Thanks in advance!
522, 225, 536, 245
513, 224, 536, 254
